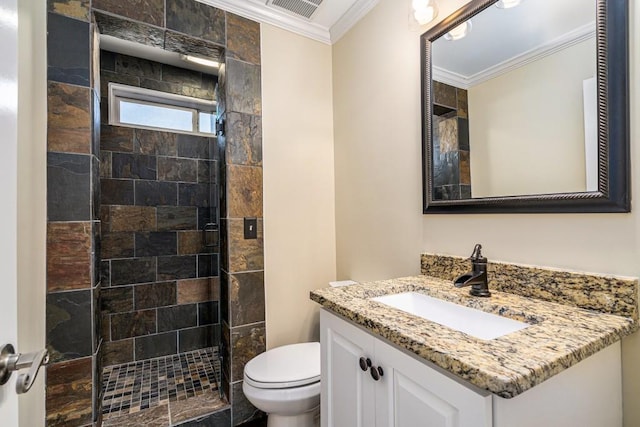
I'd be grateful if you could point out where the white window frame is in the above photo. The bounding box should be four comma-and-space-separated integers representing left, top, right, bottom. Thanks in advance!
108, 82, 217, 136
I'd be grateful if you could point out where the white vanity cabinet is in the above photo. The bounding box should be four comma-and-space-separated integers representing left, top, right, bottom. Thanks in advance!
321, 309, 491, 427
320, 309, 622, 427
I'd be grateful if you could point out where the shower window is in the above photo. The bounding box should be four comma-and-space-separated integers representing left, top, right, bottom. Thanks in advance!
109, 83, 217, 135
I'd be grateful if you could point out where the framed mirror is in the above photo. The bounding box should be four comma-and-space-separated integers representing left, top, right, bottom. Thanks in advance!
421, 0, 629, 213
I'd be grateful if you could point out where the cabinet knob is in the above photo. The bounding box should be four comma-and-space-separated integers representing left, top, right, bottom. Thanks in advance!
359, 357, 372, 372
370, 365, 383, 381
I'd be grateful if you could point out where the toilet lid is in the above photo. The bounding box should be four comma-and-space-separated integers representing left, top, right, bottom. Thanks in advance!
244, 342, 320, 389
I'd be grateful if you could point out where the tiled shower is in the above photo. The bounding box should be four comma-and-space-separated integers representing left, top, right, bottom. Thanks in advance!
98, 51, 224, 425
99, 52, 221, 367
45, 0, 265, 426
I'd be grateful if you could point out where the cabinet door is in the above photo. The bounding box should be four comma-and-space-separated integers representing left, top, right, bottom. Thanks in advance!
321, 309, 376, 427
375, 339, 492, 427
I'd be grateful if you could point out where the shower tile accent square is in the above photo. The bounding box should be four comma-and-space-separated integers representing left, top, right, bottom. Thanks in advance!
111, 153, 157, 180
156, 207, 198, 231
135, 181, 179, 206
226, 13, 261, 65
177, 278, 214, 304
229, 272, 265, 327
110, 257, 157, 285
180, 326, 215, 353
157, 157, 199, 182
135, 232, 179, 257
101, 286, 134, 314
47, 81, 92, 154
110, 309, 157, 340
135, 282, 177, 310
177, 135, 212, 159
101, 179, 135, 205
165, 0, 225, 45
157, 305, 198, 332
157, 255, 197, 280
47, 152, 92, 221
135, 332, 178, 360
46, 356, 94, 426
179, 183, 211, 207
134, 129, 178, 155
226, 59, 262, 116
101, 232, 135, 259
230, 323, 265, 383
198, 301, 219, 325
49, 0, 90, 21
178, 231, 206, 255
162, 64, 203, 87
198, 254, 219, 278
47, 290, 93, 362
227, 219, 264, 272
115, 54, 163, 79
225, 112, 263, 166
101, 124, 134, 152
47, 221, 92, 291
47, 12, 90, 86
108, 205, 157, 232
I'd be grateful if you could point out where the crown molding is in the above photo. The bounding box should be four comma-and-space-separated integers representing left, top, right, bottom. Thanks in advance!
432, 68, 471, 90
330, 0, 379, 43
198, 0, 377, 45
433, 22, 596, 89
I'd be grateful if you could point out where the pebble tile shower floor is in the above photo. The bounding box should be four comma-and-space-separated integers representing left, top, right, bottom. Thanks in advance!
101, 347, 229, 426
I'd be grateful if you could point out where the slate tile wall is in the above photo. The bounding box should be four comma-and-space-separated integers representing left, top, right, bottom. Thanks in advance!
47, 1, 263, 425
99, 52, 221, 369
432, 81, 472, 200
218, 14, 266, 426
45, 7, 101, 426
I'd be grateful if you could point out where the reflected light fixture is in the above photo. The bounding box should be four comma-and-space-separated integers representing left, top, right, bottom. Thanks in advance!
181, 54, 220, 68
411, 0, 438, 26
495, 0, 522, 9
444, 20, 472, 41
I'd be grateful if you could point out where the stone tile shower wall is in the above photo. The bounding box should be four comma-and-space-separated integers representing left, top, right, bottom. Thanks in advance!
46, 0, 265, 425
218, 15, 266, 426
46, 9, 101, 427
99, 52, 220, 367
432, 81, 471, 200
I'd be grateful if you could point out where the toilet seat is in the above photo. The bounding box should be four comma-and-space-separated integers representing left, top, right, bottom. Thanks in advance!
244, 342, 320, 389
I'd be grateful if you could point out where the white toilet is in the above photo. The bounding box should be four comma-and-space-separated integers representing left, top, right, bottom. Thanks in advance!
243, 342, 321, 427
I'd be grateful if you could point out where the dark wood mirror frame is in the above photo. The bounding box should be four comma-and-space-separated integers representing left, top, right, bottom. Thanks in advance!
421, 0, 630, 214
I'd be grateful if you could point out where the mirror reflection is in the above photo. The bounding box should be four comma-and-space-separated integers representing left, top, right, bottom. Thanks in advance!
430, 0, 596, 200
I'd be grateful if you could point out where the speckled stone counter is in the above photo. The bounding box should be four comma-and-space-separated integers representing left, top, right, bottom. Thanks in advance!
310, 275, 637, 398
421, 253, 638, 320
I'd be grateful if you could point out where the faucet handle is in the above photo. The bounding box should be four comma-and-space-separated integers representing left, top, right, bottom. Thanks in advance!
469, 244, 483, 261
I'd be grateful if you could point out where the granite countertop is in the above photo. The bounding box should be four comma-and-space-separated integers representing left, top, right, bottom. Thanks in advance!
310, 275, 637, 398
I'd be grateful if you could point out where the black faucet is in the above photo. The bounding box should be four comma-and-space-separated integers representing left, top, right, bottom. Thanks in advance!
454, 244, 491, 297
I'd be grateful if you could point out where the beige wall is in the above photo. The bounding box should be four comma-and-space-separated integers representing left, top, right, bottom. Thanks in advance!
333, 0, 640, 425
17, 0, 47, 424
261, 24, 336, 349
333, 0, 427, 282
468, 38, 595, 197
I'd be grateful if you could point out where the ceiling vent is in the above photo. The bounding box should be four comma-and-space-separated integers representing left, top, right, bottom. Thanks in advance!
266, 0, 324, 19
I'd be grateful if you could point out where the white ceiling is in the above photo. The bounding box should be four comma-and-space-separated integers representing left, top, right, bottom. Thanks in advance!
432, 0, 595, 87
198, 0, 379, 44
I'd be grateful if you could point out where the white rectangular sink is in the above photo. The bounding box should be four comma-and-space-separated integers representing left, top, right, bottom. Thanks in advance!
371, 292, 529, 340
